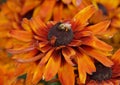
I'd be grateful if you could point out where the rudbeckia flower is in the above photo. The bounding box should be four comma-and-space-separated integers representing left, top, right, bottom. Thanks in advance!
8, 5, 113, 85
79, 0, 120, 39
86, 49, 120, 85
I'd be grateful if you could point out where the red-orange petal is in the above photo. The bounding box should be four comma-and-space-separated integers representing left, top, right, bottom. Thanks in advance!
39, 41, 49, 48
0, 68, 4, 85
30, 16, 47, 37
25, 65, 36, 85
77, 49, 96, 74
9, 30, 33, 42
34, 35, 46, 41
15, 53, 44, 63
72, 0, 82, 6
111, 49, 120, 63
58, 62, 75, 85
68, 40, 82, 46
22, 18, 32, 32
40, 48, 55, 66
7, 45, 35, 54
87, 20, 111, 35
82, 46, 113, 67
38, 44, 52, 53
73, 5, 96, 26
81, 36, 113, 51
74, 31, 92, 39
43, 52, 61, 81
100, 0, 119, 9
77, 55, 87, 84
32, 65, 45, 84
62, 47, 76, 65
15, 63, 29, 77
87, 80, 98, 85
21, 0, 41, 15
62, 0, 72, 4
53, 3, 63, 21
35, 0, 56, 22
12, 49, 38, 60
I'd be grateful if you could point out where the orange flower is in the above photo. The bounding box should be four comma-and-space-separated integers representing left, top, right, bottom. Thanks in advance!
79, 0, 120, 39
8, 5, 113, 84
86, 49, 120, 85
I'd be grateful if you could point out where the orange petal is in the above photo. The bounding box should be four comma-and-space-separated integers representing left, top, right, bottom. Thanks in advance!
82, 46, 113, 67
77, 55, 87, 84
15, 53, 44, 63
32, 65, 45, 85
72, 0, 82, 6
40, 48, 54, 66
35, 0, 56, 22
9, 30, 33, 42
30, 16, 47, 37
73, 5, 96, 25
21, 0, 41, 15
0, 31, 9, 38
39, 41, 49, 48
62, 47, 76, 65
87, 80, 98, 85
99, 0, 119, 9
0, 68, 4, 85
77, 49, 96, 74
7, 45, 35, 54
38, 43, 52, 53
62, 5, 73, 20
112, 49, 120, 63
111, 18, 120, 28
87, 20, 111, 35
81, 36, 113, 51
22, 18, 32, 32
113, 80, 120, 85
62, 0, 72, 4
34, 35, 46, 41
58, 62, 75, 85
43, 52, 61, 81
12, 49, 38, 60
15, 64, 28, 77
78, 53, 96, 74
68, 40, 82, 46
26, 65, 36, 85
74, 31, 92, 39
53, 3, 63, 21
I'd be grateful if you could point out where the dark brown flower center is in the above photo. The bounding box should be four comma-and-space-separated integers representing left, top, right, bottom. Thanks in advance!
90, 62, 112, 81
23, 9, 34, 19
48, 22, 73, 46
97, 3, 108, 16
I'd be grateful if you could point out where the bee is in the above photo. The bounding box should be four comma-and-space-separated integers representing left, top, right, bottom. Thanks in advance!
58, 23, 71, 31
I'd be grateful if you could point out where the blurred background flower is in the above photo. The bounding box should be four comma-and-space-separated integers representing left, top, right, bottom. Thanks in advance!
0, 0, 120, 85
79, 0, 120, 39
